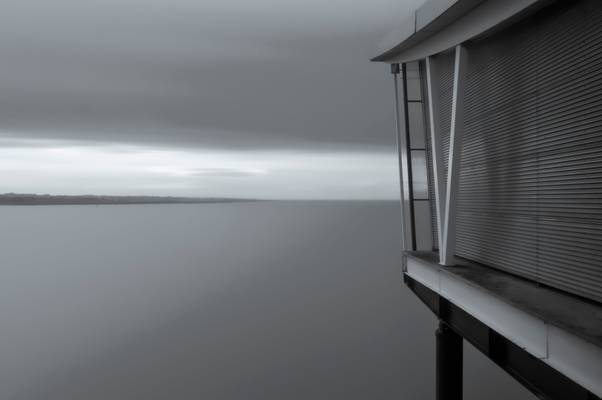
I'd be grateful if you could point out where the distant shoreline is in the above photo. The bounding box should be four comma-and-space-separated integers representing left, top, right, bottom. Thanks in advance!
0, 194, 259, 206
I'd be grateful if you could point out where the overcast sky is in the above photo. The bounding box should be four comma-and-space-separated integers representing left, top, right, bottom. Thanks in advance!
0, 0, 425, 199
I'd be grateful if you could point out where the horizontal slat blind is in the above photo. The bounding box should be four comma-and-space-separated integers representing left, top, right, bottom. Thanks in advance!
450, 0, 602, 302
418, 0, 602, 301
437, 51, 455, 178
424, 78, 439, 250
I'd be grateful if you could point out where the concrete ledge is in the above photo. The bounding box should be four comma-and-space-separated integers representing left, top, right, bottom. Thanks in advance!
404, 251, 602, 397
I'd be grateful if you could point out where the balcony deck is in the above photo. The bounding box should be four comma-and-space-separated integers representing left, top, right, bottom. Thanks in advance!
405, 251, 602, 349
403, 251, 602, 398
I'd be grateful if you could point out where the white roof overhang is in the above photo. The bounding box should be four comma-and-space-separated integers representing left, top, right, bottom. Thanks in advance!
372, 0, 554, 63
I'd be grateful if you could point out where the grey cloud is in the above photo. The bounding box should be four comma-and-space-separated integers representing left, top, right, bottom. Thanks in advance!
190, 167, 265, 177
0, 0, 425, 150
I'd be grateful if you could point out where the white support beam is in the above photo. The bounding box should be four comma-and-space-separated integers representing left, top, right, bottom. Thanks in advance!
392, 67, 412, 251
441, 45, 468, 266
425, 55, 446, 254
398, 69, 414, 250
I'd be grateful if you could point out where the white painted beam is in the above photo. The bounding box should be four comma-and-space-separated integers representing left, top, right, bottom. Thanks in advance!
441, 45, 468, 266
392, 69, 412, 251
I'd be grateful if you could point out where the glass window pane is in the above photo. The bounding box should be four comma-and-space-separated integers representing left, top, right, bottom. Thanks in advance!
408, 102, 426, 149
406, 78, 422, 101
414, 201, 433, 251
411, 150, 428, 200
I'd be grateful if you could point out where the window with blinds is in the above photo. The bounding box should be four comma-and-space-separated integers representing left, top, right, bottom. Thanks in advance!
423, 0, 602, 303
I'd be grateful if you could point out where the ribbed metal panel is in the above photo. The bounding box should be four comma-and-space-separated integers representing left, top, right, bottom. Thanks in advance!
437, 51, 455, 178
421, 61, 439, 250
425, 122, 439, 250
452, 0, 602, 302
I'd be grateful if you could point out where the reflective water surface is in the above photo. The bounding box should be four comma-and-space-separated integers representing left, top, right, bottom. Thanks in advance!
0, 201, 534, 399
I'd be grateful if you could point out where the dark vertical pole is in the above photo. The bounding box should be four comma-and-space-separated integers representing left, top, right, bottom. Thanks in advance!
401, 63, 417, 250
391, 63, 409, 250
436, 321, 463, 400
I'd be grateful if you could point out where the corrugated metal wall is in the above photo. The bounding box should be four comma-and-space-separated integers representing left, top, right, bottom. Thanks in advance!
436, 52, 456, 179
422, 60, 439, 251
426, 0, 602, 302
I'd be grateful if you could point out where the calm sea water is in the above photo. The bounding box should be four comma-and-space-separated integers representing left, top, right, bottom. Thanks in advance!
0, 201, 534, 399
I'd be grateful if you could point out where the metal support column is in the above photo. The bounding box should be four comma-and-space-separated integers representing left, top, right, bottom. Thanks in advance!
426, 44, 468, 266
391, 63, 413, 250
436, 321, 463, 400
401, 63, 417, 251
441, 45, 468, 266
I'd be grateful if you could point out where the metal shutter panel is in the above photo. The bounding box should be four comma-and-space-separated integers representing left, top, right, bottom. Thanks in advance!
455, 0, 602, 302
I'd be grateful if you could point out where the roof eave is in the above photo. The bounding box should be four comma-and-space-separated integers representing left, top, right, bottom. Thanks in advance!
372, 0, 550, 63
